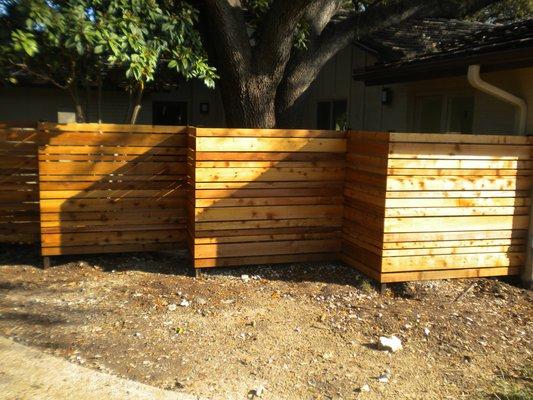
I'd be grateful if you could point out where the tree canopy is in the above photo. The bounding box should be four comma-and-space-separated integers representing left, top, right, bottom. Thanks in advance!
0, 0, 217, 121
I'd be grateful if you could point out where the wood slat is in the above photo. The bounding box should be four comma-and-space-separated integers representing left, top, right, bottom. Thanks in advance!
196, 137, 347, 153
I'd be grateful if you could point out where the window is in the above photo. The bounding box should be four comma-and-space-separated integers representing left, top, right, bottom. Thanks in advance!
414, 95, 474, 133
316, 100, 347, 130
415, 96, 443, 133
446, 96, 474, 133
153, 101, 188, 125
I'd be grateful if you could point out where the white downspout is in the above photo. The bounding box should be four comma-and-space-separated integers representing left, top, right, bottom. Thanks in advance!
467, 64, 527, 135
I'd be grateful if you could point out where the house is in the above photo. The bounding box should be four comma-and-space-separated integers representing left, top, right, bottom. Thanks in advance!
0, 78, 228, 127
0, 18, 531, 134
300, 18, 533, 135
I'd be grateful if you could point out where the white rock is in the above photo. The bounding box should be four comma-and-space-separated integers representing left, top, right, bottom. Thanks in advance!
179, 299, 191, 307
378, 336, 403, 352
241, 274, 250, 282
360, 384, 370, 392
377, 373, 390, 383
252, 385, 265, 397
423, 327, 430, 336
167, 303, 177, 311
195, 297, 207, 305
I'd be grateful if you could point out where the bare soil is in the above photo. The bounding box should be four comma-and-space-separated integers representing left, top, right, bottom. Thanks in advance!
0, 243, 531, 400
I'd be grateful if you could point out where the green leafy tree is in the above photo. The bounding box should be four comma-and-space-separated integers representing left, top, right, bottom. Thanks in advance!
94, 0, 216, 122
0, 0, 101, 121
0, 0, 217, 123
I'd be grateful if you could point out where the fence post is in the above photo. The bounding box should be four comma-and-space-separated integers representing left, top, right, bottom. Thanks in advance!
522, 187, 533, 289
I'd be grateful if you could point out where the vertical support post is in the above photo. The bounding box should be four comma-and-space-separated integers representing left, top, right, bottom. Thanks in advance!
521, 187, 533, 289
43, 256, 51, 269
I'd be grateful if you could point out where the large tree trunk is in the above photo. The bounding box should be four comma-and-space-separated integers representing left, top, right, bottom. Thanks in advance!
199, 0, 311, 128
218, 76, 276, 128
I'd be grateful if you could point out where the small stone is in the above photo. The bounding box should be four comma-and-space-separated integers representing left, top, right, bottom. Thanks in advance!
423, 327, 430, 336
168, 303, 177, 311
251, 385, 265, 397
179, 299, 190, 307
241, 274, 250, 283
359, 384, 370, 392
195, 297, 207, 305
377, 373, 390, 383
378, 336, 402, 352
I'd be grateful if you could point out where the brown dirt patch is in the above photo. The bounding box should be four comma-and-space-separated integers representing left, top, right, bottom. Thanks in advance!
0, 244, 532, 399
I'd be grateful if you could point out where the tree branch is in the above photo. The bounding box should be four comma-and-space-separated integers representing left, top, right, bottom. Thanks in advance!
305, 0, 346, 38
253, 0, 315, 79
11, 62, 69, 90
199, 0, 252, 81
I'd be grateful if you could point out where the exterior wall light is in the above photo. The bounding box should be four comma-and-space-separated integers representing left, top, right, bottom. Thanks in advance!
381, 88, 392, 105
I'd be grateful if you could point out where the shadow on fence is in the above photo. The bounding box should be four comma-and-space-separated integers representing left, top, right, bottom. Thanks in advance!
37, 123, 189, 266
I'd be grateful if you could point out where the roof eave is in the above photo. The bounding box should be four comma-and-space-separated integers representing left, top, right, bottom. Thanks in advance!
353, 41, 533, 86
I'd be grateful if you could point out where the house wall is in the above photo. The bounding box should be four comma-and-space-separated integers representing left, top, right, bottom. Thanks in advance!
0, 79, 226, 127
345, 47, 533, 135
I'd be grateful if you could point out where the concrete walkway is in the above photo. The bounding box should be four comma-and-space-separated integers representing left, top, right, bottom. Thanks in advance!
0, 336, 200, 400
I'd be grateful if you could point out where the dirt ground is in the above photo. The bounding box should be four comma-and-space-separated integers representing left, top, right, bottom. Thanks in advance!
0, 244, 531, 400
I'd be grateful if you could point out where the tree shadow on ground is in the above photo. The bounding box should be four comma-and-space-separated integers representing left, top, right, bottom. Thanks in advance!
0, 243, 192, 276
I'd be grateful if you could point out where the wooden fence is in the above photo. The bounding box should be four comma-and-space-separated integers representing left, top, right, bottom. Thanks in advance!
38, 123, 188, 256
0, 122, 531, 283
0, 122, 40, 243
187, 128, 346, 268
342, 131, 532, 283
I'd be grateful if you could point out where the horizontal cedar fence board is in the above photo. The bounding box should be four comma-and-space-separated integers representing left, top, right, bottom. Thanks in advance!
38, 122, 185, 133
195, 128, 346, 138
342, 131, 532, 283
0, 125, 40, 243
195, 196, 343, 207
195, 137, 347, 153
389, 132, 533, 144
38, 123, 188, 256
41, 242, 179, 256
194, 152, 342, 161
189, 127, 345, 269
375, 266, 521, 284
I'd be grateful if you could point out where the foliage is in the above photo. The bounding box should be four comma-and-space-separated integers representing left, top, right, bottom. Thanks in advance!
0, 0, 99, 90
0, 0, 217, 120
94, 0, 217, 91
491, 363, 533, 400
243, 0, 310, 50
471, 0, 532, 23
